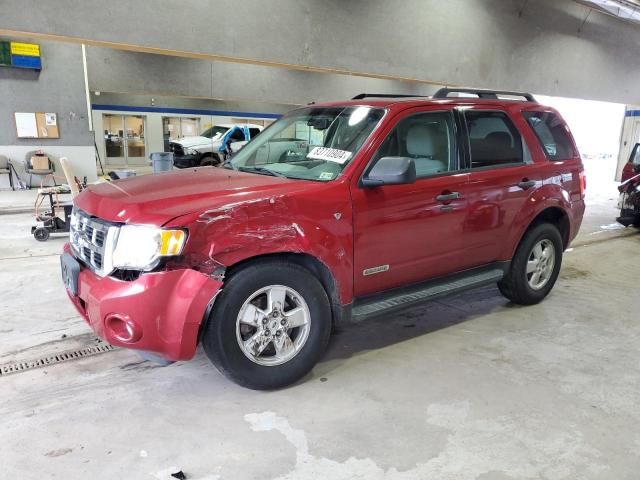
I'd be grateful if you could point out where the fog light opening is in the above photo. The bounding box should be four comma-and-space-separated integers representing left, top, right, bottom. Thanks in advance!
105, 314, 142, 343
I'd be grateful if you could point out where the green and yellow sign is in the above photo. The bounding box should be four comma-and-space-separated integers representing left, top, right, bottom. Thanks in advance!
0, 40, 42, 70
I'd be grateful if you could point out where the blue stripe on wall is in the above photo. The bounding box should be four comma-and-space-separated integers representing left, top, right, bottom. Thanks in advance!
625, 110, 640, 117
91, 104, 283, 119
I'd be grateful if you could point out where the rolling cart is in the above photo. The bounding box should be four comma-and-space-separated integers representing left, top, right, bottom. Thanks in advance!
30, 157, 84, 242
31, 185, 74, 242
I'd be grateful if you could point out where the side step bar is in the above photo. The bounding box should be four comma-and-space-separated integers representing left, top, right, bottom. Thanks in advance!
352, 268, 504, 322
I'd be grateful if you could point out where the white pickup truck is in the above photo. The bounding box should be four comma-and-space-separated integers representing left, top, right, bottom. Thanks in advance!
169, 123, 263, 168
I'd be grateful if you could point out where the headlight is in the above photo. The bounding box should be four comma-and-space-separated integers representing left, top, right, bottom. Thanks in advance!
111, 225, 187, 271
185, 147, 199, 156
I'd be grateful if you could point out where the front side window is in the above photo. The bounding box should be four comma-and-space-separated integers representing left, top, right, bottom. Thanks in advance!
466, 111, 524, 168
369, 111, 457, 178
228, 106, 385, 181
523, 111, 576, 160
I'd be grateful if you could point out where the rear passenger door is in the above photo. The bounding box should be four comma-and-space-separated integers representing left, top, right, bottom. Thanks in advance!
459, 108, 540, 266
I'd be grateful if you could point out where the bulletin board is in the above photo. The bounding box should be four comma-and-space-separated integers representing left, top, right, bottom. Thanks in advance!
14, 112, 60, 139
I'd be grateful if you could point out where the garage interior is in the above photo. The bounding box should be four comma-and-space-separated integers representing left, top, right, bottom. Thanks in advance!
1, 1, 639, 479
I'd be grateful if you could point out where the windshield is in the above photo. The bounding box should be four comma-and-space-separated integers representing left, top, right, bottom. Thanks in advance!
227, 106, 385, 181
200, 126, 230, 139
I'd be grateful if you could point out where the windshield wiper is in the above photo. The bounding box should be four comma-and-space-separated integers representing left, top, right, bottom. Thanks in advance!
238, 166, 288, 178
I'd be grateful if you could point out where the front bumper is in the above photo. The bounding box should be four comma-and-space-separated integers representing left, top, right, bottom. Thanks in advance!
62, 244, 223, 361
173, 154, 199, 169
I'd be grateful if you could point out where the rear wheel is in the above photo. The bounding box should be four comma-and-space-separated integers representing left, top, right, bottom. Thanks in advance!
498, 223, 563, 305
202, 261, 332, 390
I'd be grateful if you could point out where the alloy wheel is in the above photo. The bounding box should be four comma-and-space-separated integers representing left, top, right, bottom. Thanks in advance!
526, 239, 556, 290
235, 285, 311, 366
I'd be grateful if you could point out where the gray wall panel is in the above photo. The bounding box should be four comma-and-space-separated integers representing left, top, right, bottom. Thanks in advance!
2, 0, 639, 103
86, 47, 437, 106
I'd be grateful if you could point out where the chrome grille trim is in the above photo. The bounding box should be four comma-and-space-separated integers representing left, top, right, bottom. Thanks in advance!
69, 209, 118, 277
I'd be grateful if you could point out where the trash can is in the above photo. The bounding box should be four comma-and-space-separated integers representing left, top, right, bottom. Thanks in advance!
150, 152, 174, 173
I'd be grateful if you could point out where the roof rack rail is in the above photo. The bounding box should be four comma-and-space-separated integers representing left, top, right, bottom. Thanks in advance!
352, 93, 429, 100
433, 88, 537, 103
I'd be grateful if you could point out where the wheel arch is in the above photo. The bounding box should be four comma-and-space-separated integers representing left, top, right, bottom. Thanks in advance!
510, 206, 570, 258
213, 251, 347, 332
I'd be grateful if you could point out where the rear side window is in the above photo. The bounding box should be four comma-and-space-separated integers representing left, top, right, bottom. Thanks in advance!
524, 112, 576, 160
465, 111, 524, 168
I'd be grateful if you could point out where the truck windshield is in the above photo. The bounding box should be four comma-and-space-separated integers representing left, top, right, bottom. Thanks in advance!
227, 106, 385, 181
201, 126, 229, 139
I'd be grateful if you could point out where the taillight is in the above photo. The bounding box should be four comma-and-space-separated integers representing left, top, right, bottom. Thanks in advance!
579, 171, 587, 198
621, 162, 635, 183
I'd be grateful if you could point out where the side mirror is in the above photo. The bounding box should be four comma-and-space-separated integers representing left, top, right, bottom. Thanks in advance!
361, 157, 416, 187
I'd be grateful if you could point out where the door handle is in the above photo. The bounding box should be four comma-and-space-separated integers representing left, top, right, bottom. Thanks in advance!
436, 192, 460, 202
517, 179, 536, 190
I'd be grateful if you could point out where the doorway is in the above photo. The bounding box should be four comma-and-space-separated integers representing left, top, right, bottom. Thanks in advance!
103, 114, 147, 166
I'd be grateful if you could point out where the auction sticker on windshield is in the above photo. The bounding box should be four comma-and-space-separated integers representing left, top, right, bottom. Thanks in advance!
307, 147, 352, 164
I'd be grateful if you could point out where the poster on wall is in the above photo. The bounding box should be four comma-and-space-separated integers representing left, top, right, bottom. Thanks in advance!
0, 41, 42, 70
14, 112, 60, 139
14, 112, 38, 138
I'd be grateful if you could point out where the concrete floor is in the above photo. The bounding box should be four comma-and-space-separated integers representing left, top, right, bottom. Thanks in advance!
1, 161, 639, 479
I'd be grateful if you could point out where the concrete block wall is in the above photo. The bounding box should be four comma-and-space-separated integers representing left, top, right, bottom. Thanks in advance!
2, 0, 640, 104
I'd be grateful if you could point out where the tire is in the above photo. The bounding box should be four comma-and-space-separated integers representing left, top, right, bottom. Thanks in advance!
199, 154, 220, 167
33, 227, 50, 242
202, 261, 332, 390
498, 223, 563, 305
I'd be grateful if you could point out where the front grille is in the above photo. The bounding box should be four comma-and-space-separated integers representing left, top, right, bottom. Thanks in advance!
169, 142, 184, 156
70, 210, 113, 276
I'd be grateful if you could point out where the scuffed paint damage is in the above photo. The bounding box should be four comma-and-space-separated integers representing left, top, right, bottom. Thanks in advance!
163, 185, 354, 305
170, 195, 312, 280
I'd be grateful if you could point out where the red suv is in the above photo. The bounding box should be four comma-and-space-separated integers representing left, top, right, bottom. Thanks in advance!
61, 89, 585, 389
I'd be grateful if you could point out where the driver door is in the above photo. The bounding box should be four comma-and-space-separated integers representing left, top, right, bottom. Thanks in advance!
351, 107, 470, 297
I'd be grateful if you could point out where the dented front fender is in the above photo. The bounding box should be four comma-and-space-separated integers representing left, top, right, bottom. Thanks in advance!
165, 182, 355, 304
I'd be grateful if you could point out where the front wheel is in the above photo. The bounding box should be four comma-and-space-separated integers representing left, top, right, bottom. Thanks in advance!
199, 154, 220, 167
498, 223, 563, 305
202, 261, 332, 390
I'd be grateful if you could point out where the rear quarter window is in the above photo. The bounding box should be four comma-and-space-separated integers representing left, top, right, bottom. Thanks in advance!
524, 112, 576, 160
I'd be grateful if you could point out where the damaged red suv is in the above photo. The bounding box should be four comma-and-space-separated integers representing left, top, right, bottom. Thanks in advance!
61, 89, 585, 389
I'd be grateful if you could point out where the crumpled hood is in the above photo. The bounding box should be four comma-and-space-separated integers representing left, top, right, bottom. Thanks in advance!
172, 135, 221, 149
75, 168, 320, 225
